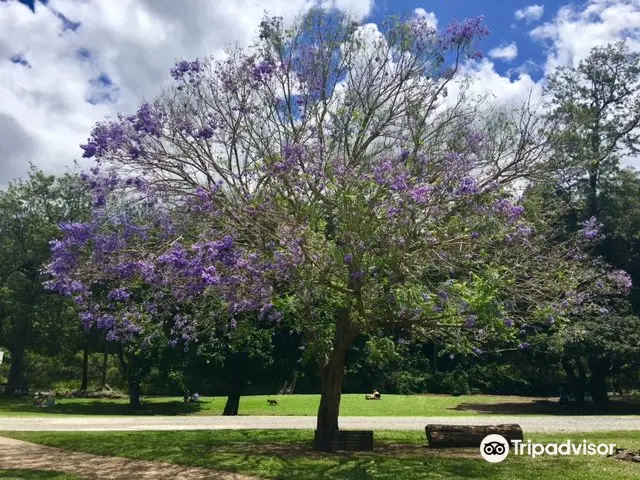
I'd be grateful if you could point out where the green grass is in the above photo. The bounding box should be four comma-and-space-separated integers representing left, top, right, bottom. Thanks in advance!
2, 394, 638, 417
3, 430, 639, 479
0, 470, 80, 480
0, 393, 579, 417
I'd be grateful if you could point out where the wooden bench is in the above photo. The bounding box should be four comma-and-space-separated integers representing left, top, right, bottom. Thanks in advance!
314, 430, 374, 452
426, 424, 523, 448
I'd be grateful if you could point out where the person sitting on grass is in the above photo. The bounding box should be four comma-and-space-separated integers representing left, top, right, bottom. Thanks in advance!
365, 389, 381, 400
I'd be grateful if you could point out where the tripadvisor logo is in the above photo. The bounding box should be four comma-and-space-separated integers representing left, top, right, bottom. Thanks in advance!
480, 435, 616, 463
480, 434, 510, 463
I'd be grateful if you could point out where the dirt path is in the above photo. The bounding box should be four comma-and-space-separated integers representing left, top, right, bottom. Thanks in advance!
2, 415, 640, 432
0, 436, 261, 480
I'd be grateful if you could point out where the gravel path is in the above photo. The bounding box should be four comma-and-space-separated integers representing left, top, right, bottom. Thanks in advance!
2, 415, 640, 432
0, 436, 261, 480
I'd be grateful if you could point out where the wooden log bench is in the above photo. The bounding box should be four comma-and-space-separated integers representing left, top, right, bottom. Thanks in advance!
314, 430, 374, 452
426, 424, 523, 448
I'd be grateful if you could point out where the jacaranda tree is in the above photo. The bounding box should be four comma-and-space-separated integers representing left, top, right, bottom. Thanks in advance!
48, 11, 631, 436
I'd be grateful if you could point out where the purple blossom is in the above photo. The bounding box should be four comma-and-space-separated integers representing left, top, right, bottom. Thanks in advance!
195, 126, 215, 140
440, 16, 490, 50
518, 342, 530, 350
96, 314, 116, 330
410, 185, 433, 205
503, 317, 513, 327
343, 253, 353, 265
170, 59, 203, 82
252, 60, 275, 81
351, 269, 365, 281
80, 121, 129, 158
493, 198, 525, 220
464, 315, 477, 328
130, 102, 164, 137
579, 216, 601, 241
610, 270, 632, 291
456, 177, 479, 195
79, 311, 94, 330
269, 311, 284, 323
107, 288, 131, 303
599, 307, 609, 315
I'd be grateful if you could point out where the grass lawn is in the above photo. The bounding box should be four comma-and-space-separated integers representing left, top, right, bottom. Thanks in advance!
2, 394, 638, 418
0, 393, 561, 417
3, 430, 639, 479
0, 470, 80, 480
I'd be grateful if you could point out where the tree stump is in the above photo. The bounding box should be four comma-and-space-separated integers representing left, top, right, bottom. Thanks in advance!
314, 430, 374, 452
425, 424, 523, 448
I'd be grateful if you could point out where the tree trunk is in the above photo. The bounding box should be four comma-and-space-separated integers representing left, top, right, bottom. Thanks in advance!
7, 345, 25, 394
118, 347, 142, 409
128, 376, 141, 409
223, 392, 241, 415
315, 308, 358, 434
80, 341, 89, 391
588, 357, 609, 409
575, 361, 587, 408
316, 349, 347, 432
431, 343, 437, 372
100, 345, 109, 388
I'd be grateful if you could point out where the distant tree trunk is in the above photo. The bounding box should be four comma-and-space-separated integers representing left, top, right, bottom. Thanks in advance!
588, 356, 609, 408
431, 343, 437, 372
128, 376, 142, 409
562, 356, 576, 392
7, 345, 25, 394
100, 344, 109, 388
576, 361, 587, 408
117, 347, 142, 409
80, 341, 89, 391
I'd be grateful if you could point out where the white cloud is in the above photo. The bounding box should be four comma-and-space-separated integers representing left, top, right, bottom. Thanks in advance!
530, 0, 640, 73
413, 8, 438, 29
515, 4, 545, 23
488, 42, 519, 62
2, 0, 640, 181
0, 0, 373, 183
454, 58, 541, 108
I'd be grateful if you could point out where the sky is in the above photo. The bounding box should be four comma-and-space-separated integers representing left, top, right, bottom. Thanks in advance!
1, 0, 639, 183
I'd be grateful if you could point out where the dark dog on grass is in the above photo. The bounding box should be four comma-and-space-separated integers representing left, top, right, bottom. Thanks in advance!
267, 399, 279, 406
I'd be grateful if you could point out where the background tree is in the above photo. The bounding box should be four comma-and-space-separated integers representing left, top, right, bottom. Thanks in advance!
542, 42, 640, 407
545, 41, 640, 218
0, 169, 89, 393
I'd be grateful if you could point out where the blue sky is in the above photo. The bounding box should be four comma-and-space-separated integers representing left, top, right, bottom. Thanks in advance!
370, 0, 554, 79
1, 0, 639, 181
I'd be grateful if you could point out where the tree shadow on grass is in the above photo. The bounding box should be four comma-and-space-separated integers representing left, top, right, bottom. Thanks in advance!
450, 396, 640, 415
0, 397, 207, 416
203, 442, 519, 480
